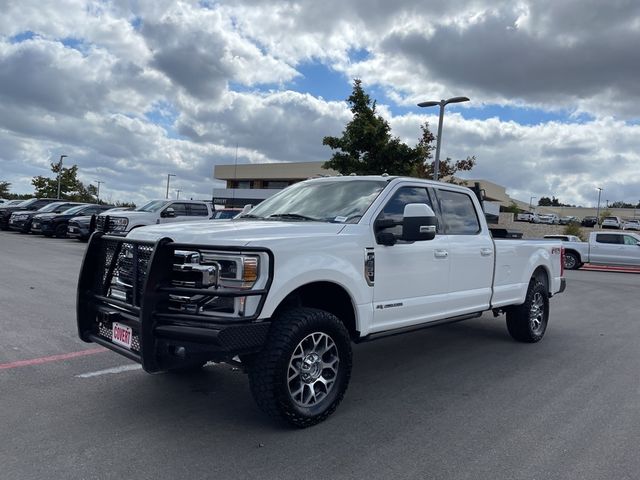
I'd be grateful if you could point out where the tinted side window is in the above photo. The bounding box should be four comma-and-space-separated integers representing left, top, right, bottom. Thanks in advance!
596, 234, 621, 244
438, 190, 481, 235
169, 203, 188, 216
377, 187, 432, 237
189, 204, 209, 216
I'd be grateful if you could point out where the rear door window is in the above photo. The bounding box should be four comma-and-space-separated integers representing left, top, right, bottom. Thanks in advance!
437, 190, 481, 235
188, 203, 209, 217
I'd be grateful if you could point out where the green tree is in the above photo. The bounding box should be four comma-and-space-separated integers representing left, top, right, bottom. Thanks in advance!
323, 79, 475, 180
31, 163, 98, 202
0, 181, 10, 198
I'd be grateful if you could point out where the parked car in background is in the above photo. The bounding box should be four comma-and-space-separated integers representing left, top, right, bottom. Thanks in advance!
623, 220, 640, 231
95, 199, 212, 235
9, 201, 83, 233
601, 216, 623, 229
32, 204, 112, 238
581, 216, 598, 227
537, 213, 560, 224
0, 198, 58, 230
556, 231, 640, 270
516, 211, 535, 222
211, 208, 242, 220
559, 216, 579, 225
68, 207, 132, 241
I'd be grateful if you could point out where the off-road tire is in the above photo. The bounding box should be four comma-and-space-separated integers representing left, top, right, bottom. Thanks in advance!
506, 280, 549, 343
248, 307, 352, 428
564, 251, 581, 270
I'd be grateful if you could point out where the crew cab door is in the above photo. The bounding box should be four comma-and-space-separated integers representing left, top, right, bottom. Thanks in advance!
434, 188, 494, 314
589, 233, 625, 264
372, 186, 451, 333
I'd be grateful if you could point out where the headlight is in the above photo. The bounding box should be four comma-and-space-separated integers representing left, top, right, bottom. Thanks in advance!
170, 251, 266, 318
111, 217, 129, 231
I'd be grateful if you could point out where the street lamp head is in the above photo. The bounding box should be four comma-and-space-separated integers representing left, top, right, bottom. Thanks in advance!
417, 101, 440, 108
445, 96, 470, 105
60, 154, 68, 159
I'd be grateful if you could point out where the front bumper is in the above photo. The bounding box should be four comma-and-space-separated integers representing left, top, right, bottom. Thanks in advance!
77, 233, 274, 372
67, 224, 90, 239
8, 218, 31, 232
31, 221, 54, 234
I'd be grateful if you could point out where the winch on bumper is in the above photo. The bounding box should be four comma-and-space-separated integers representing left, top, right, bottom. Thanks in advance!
76, 232, 274, 372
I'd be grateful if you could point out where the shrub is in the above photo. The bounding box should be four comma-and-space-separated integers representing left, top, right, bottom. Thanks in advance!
563, 223, 585, 241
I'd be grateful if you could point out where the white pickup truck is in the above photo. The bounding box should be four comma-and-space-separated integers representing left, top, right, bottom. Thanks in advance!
95, 199, 212, 234
77, 176, 566, 427
555, 231, 640, 269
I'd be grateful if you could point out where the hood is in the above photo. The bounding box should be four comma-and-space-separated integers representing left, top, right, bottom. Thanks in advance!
5, 208, 31, 216
70, 215, 91, 223
126, 219, 347, 246
100, 211, 149, 218
33, 213, 58, 220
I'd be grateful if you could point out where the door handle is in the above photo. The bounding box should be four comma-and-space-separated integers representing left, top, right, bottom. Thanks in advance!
434, 249, 449, 259
481, 248, 493, 256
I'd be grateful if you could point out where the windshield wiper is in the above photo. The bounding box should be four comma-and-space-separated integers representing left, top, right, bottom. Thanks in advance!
238, 213, 263, 219
268, 213, 321, 221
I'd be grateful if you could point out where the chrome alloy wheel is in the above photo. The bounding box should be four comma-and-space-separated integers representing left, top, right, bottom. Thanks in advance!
564, 254, 576, 270
287, 332, 339, 408
529, 292, 545, 334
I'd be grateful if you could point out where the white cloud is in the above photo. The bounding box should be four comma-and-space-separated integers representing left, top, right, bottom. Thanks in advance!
0, 0, 639, 207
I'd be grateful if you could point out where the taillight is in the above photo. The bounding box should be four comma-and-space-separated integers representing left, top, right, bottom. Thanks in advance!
560, 246, 565, 276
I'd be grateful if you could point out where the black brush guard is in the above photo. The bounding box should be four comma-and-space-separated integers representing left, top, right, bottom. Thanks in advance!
77, 232, 274, 372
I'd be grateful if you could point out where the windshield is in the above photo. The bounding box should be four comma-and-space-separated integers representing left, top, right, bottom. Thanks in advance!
136, 200, 169, 212
62, 205, 87, 215
37, 202, 67, 213
245, 179, 388, 223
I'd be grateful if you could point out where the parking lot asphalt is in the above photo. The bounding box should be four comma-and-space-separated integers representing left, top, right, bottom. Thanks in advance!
1, 230, 639, 480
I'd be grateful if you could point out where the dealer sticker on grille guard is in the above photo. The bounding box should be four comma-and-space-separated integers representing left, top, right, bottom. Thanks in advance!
112, 322, 133, 349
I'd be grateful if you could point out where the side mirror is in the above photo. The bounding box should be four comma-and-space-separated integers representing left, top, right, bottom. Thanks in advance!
241, 204, 253, 215
162, 207, 175, 218
402, 204, 437, 242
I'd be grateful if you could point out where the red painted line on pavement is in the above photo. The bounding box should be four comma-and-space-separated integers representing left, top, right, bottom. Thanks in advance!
0, 347, 106, 371
581, 264, 640, 273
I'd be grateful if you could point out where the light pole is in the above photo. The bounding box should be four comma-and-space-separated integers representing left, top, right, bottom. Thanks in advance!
417, 96, 470, 181
176, 189, 182, 199
56, 154, 68, 199
95, 181, 103, 202
529, 196, 537, 210
596, 187, 603, 228
166, 174, 176, 199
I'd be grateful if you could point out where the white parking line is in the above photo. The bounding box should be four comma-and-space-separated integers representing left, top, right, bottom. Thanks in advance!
76, 364, 142, 378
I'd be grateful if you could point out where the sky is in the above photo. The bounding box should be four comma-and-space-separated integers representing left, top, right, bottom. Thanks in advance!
1, 0, 639, 207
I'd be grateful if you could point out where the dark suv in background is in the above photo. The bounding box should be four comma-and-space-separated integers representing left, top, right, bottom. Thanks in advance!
32, 204, 113, 238
9, 201, 83, 233
0, 198, 58, 230
581, 216, 598, 227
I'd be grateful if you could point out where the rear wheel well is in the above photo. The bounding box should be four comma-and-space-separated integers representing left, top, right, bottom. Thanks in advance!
273, 282, 358, 340
532, 266, 549, 293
